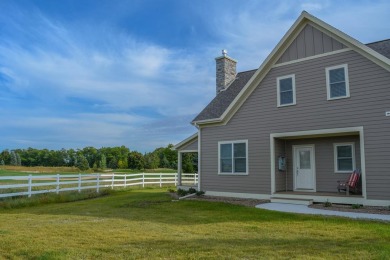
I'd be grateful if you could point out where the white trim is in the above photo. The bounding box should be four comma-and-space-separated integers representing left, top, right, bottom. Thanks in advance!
206, 192, 390, 207
218, 140, 249, 175
326, 64, 350, 100
271, 193, 364, 205
333, 142, 356, 173
178, 152, 182, 186
272, 48, 352, 68
174, 133, 198, 150
205, 191, 270, 200
270, 127, 366, 198
363, 199, 390, 207
277, 74, 296, 107
179, 149, 198, 153
198, 129, 201, 191
293, 144, 316, 192
359, 128, 367, 199
193, 12, 390, 127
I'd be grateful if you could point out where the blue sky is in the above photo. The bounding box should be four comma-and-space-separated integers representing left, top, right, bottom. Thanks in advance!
0, 0, 389, 153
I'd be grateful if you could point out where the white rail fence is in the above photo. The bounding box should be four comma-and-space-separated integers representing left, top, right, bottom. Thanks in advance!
0, 172, 198, 199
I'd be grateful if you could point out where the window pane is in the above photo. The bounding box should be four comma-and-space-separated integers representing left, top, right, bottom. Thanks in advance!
338, 158, 353, 171
234, 158, 246, 172
299, 150, 311, 169
220, 144, 232, 158
337, 145, 352, 158
234, 143, 246, 157
280, 78, 292, 92
221, 159, 232, 172
329, 68, 345, 83
330, 82, 346, 98
280, 90, 293, 104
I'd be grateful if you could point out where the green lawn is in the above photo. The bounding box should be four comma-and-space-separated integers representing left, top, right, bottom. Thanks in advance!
0, 189, 389, 259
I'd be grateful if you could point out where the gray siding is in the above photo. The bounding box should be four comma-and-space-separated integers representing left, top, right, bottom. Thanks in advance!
277, 24, 346, 64
200, 49, 390, 200
179, 138, 198, 151
275, 136, 361, 193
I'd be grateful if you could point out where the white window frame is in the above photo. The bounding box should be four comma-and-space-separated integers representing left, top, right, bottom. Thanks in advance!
333, 142, 355, 173
277, 74, 296, 107
326, 64, 350, 100
218, 140, 248, 175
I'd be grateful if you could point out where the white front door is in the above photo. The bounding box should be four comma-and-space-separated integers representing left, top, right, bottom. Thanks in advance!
293, 145, 316, 191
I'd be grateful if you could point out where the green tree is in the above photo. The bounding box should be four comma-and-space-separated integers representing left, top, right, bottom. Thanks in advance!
128, 151, 145, 170
108, 156, 118, 169
10, 151, 17, 166
144, 152, 160, 169
117, 158, 128, 169
100, 154, 107, 170
182, 153, 195, 173
75, 154, 90, 171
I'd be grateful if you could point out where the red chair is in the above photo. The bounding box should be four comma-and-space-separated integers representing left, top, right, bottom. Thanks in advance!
337, 170, 360, 195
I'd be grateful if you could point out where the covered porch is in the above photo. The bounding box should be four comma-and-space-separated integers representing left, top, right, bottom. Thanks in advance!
270, 127, 366, 204
174, 133, 199, 190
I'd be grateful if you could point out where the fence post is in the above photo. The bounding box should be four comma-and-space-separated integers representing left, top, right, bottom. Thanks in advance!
194, 173, 196, 185
96, 174, 100, 193
142, 173, 145, 188
160, 174, 162, 187
56, 174, 60, 194
78, 173, 81, 193
124, 174, 127, 188
28, 174, 32, 197
111, 173, 114, 189
175, 173, 177, 186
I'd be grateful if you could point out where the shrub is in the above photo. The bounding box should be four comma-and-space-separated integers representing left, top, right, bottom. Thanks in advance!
324, 200, 332, 207
196, 190, 205, 196
167, 188, 176, 193
352, 204, 362, 209
188, 188, 197, 194
177, 188, 188, 197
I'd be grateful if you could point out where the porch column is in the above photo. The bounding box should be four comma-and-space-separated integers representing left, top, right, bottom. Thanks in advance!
177, 152, 182, 186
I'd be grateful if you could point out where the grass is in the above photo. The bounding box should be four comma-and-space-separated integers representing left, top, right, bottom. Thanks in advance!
0, 166, 177, 176
0, 189, 389, 259
114, 168, 177, 173
0, 166, 82, 175
0, 189, 112, 209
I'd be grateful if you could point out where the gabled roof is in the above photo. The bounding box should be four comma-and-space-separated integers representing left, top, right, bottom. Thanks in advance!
173, 132, 198, 151
367, 39, 390, 59
193, 69, 256, 122
192, 11, 390, 126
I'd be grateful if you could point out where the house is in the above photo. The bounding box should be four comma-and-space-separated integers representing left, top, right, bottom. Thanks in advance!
174, 11, 390, 206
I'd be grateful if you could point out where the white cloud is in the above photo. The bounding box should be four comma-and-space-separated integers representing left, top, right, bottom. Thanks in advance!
1, 0, 389, 152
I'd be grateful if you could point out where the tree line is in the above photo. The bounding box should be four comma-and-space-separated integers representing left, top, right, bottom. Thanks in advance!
0, 145, 197, 173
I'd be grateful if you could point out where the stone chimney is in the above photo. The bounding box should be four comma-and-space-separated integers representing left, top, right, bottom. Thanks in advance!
215, 50, 237, 94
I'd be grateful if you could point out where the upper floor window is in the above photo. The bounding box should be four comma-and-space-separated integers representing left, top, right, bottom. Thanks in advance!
334, 143, 355, 173
277, 74, 296, 107
326, 64, 350, 100
218, 140, 248, 175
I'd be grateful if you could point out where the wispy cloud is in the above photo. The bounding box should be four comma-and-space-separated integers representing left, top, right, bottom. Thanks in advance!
0, 0, 389, 152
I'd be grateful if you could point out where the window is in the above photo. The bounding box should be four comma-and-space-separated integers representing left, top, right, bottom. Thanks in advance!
334, 143, 355, 173
218, 140, 248, 175
326, 64, 350, 100
277, 74, 296, 107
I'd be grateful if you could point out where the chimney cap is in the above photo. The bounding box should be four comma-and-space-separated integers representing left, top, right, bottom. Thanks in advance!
222, 49, 227, 56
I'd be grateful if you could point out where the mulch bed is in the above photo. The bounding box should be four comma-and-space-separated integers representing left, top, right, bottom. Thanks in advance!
309, 203, 390, 215
170, 192, 390, 215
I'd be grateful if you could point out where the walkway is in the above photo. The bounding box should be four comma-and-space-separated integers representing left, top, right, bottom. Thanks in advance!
256, 203, 390, 222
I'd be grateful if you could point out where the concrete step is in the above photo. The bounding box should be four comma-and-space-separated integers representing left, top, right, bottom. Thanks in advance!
270, 197, 313, 205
